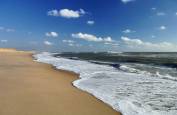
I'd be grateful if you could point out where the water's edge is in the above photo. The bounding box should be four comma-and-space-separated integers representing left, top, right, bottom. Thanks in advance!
32, 53, 122, 115
33, 52, 177, 115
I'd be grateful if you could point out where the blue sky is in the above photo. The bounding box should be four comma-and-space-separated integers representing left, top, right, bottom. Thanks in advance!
1, 0, 177, 52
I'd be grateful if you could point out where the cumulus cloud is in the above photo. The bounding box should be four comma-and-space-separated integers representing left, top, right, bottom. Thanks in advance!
121, 0, 135, 4
47, 9, 85, 18
122, 29, 136, 34
104, 37, 113, 42
0, 40, 8, 43
45, 32, 58, 37
121, 36, 143, 45
87, 20, 94, 25
44, 41, 53, 46
121, 36, 177, 51
159, 26, 166, 30
71, 32, 113, 42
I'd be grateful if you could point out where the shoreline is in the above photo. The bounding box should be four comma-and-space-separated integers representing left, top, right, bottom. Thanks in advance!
34, 53, 123, 115
0, 49, 121, 115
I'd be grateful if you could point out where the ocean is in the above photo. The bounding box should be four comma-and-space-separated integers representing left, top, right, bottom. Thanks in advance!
34, 52, 177, 115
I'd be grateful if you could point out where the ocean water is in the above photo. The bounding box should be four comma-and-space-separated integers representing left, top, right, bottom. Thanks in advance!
34, 52, 177, 115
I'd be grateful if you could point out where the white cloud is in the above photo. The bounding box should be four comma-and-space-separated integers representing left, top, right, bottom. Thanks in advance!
104, 42, 119, 47
45, 32, 58, 37
151, 7, 156, 10
71, 43, 82, 47
68, 43, 74, 46
121, 36, 143, 45
87, 20, 94, 25
71, 32, 113, 42
0, 40, 8, 43
62, 39, 75, 43
72, 33, 102, 42
159, 26, 166, 30
48, 10, 58, 16
112, 43, 119, 47
0, 27, 4, 30
122, 29, 136, 34
104, 37, 113, 42
76, 44, 82, 47
121, 0, 135, 4
62, 39, 81, 47
157, 12, 166, 16
68, 43, 82, 47
121, 36, 177, 51
47, 9, 85, 18
6, 29, 15, 32
0, 27, 15, 32
69, 43, 80, 47
59, 9, 81, 18
151, 35, 156, 38
79, 9, 85, 14
44, 41, 53, 46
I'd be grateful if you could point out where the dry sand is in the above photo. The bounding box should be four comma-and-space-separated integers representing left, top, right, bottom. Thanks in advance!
0, 49, 121, 115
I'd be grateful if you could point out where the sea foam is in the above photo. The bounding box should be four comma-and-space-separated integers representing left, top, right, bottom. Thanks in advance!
34, 52, 177, 115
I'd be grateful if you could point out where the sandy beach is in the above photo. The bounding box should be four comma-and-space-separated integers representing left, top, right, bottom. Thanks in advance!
0, 49, 121, 115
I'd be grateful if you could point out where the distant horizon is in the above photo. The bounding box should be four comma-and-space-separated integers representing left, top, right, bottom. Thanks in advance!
1, 48, 177, 53
1, 0, 177, 52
